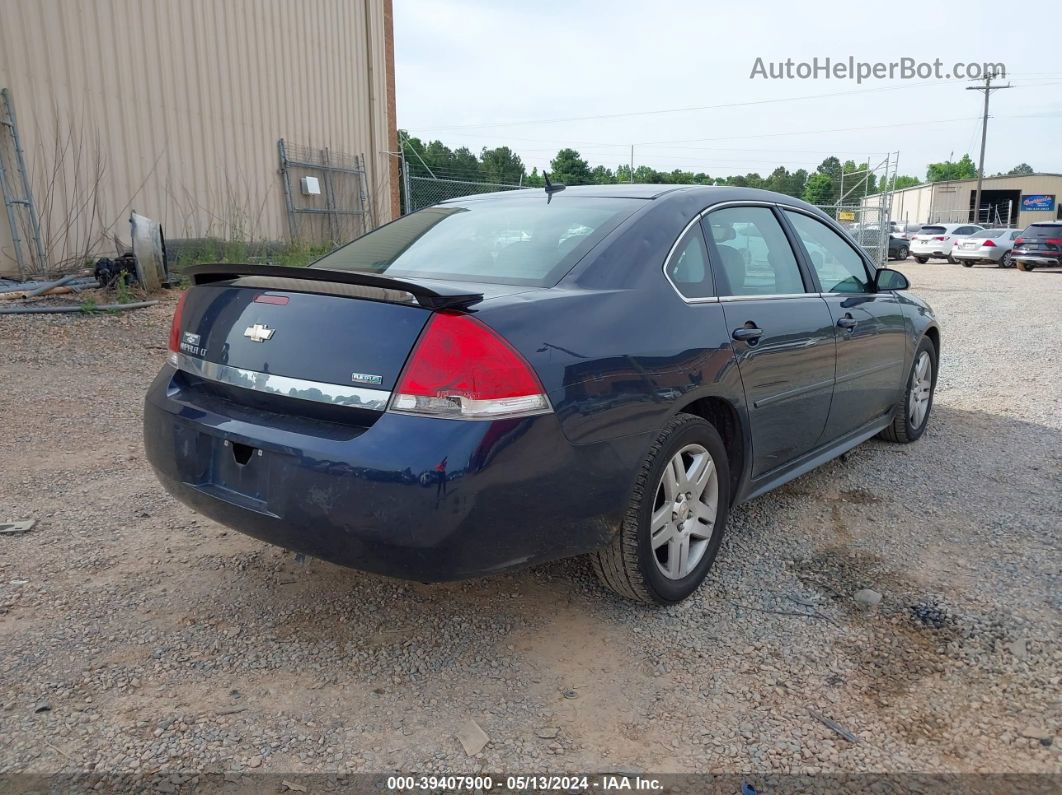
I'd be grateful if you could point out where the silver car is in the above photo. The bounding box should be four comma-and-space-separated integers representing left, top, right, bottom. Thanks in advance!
953, 228, 1022, 268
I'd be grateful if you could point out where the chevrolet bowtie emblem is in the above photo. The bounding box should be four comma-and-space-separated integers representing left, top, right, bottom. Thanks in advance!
243, 323, 275, 343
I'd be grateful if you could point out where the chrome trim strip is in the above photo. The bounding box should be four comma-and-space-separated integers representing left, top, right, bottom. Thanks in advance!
719, 293, 820, 302
175, 354, 391, 411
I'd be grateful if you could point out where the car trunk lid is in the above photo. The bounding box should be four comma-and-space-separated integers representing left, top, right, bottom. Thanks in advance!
171, 265, 537, 422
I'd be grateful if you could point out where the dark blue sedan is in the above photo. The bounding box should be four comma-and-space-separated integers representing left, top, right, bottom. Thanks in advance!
144, 185, 939, 604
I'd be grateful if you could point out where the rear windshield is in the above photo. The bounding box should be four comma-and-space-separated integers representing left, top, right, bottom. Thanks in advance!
971, 229, 1004, 238
1021, 224, 1062, 238
312, 196, 643, 286
921, 226, 947, 234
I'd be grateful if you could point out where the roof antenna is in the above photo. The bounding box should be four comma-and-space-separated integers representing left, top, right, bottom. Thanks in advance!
543, 172, 566, 203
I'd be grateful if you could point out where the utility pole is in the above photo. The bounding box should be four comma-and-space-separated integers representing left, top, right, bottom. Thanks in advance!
630, 145, 634, 183
967, 69, 1011, 224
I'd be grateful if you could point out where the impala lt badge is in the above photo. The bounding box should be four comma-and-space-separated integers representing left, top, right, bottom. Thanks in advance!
244, 323, 275, 343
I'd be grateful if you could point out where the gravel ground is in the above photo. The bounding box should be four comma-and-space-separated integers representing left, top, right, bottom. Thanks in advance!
0, 262, 1059, 780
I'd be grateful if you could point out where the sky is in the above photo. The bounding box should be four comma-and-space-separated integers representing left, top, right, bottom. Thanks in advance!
393, 0, 1062, 184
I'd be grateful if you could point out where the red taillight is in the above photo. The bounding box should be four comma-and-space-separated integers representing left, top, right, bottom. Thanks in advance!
1014, 238, 1024, 246
933, 236, 946, 241
982, 239, 996, 247
1046, 238, 1062, 245
167, 291, 188, 364
391, 313, 550, 419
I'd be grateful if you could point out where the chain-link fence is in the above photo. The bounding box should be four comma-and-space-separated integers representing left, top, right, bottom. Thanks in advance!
404, 174, 524, 214
812, 204, 889, 265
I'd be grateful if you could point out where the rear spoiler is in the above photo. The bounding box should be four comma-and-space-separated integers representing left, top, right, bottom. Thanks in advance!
185, 264, 483, 310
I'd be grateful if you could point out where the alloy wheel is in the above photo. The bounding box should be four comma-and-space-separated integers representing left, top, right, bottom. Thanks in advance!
650, 443, 719, 580
908, 351, 933, 429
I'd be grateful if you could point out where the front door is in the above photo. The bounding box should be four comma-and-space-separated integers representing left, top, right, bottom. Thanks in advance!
702, 206, 837, 478
782, 209, 906, 438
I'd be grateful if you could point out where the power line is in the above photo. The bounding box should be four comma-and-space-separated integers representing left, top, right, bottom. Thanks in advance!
407, 80, 958, 133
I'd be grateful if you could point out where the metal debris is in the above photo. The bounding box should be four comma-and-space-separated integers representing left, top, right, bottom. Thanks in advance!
0, 520, 36, 535
808, 708, 860, 743
456, 718, 489, 756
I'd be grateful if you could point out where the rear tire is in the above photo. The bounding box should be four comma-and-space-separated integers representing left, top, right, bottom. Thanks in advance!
592, 414, 730, 605
915, 256, 928, 264
961, 260, 973, 268
999, 251, 1012, 268
878, 337, 937, 444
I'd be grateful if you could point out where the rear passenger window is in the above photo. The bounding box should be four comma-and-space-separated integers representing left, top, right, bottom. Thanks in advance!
784, 210, 871, 294
665, 226, 714, 299
703, 207, 805, 296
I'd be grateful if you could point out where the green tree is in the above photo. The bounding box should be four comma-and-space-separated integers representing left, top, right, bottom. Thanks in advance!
588, 165, 615, 184
614, 164, 633, 183
926, 154, 976, 182
803, 172, 834, 205
1007, 162, 1034, 176
633, 165, 661, 183
889, 175, 921, 190
549, 149, 593, 185
479, 146, 525, 184
524, 167, 545, 187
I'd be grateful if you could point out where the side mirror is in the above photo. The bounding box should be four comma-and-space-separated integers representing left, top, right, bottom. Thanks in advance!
875, 268, 909, 291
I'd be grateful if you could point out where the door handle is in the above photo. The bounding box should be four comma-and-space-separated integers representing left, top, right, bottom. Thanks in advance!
836, 314, 857, 330
732, 325, 764, 343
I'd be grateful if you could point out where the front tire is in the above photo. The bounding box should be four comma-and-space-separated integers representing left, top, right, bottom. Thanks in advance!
896, 245, 909, 260
878, 337, 937, 444
961, 260, 974, 268
592, 414, 730, 605
915, 256, 928, 264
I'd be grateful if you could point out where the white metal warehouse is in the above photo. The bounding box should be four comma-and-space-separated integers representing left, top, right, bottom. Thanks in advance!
862, 173, 1062, 229
0, 0, 399, 279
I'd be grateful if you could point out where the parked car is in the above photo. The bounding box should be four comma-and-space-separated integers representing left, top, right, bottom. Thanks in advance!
841, 225, 909, 260
910, 223, 983, 263
1012, 222, 1062, 271
144, 185, 940, 605
952, 228, 1021, 268
888, 235, 910, 261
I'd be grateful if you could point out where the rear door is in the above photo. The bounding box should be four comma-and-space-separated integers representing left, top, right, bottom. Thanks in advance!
781, 209, 906, 439
701, 205, 836, 478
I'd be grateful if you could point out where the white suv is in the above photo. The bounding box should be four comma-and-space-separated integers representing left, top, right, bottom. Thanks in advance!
910, 224, 984, 263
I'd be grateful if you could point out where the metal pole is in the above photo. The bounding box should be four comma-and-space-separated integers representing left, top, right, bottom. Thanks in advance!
277, 139, 298, 242
968, 70, 1010, 225
630, 145, 634, 183
402, 150, 412, 215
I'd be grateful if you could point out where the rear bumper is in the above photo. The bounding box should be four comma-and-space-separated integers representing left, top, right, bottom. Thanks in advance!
144, 366, 638, 581
953, 249, 1003, 262
910, 243, 949, 258
1012, 254, 1060, 266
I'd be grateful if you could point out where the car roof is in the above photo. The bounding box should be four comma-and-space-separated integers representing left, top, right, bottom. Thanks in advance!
443, 183, 823, 209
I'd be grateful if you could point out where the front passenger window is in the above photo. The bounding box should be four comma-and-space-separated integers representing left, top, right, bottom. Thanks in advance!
784, 210, 871, 293
703, 207, 805, 296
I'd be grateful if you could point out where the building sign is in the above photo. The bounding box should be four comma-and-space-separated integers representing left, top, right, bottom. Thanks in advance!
1021, 194, 1056, 212
837, 210, 856, 221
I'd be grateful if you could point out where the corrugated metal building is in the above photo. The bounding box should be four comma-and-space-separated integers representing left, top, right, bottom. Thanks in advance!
0, 0, 398, 278
863, 173, 1062, 229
